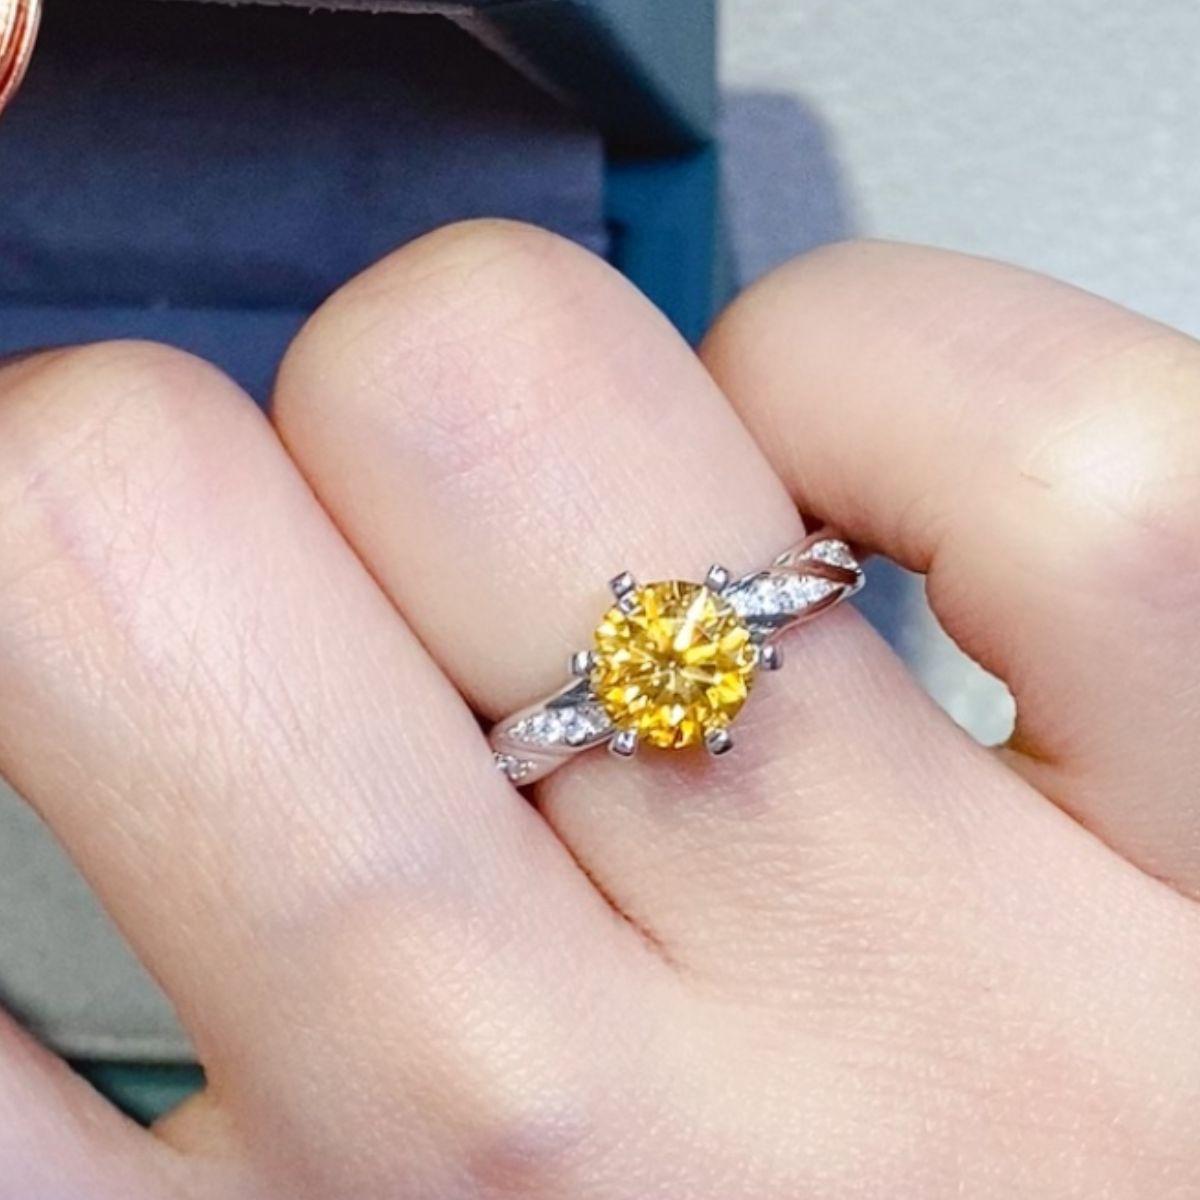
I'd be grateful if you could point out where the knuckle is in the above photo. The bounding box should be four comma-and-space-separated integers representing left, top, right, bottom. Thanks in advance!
1020, 334, 1200, 590
0, 340, 248, 605
325, 217, 576, 340
276, 220, 615, 470
450, 1055, 604, 1197
0, 340, 233, 494
4, 337, 221, 407
710, 237, 889, 322
275, 894, 618, 1197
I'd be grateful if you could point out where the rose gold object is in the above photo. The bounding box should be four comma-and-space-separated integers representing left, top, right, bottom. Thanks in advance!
0, 0, 41, 119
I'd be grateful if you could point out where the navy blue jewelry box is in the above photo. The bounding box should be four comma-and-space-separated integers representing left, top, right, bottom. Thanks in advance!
0, 0, 718, 1120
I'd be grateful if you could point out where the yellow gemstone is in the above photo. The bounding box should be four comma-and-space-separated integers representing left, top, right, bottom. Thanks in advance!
591, 580, 756, 750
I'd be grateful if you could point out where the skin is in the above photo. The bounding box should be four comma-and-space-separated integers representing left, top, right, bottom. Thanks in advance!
0, 223, 1197, 1199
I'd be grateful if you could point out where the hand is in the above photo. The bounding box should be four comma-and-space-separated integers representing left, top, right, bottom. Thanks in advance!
1, 224, 1197, 1199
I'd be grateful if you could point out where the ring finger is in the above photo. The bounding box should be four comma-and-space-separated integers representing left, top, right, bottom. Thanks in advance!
273, 220, 1017, 978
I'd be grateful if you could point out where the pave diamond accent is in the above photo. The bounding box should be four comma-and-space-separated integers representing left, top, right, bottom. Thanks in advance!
802, 538, 858, 571
726, 571, 838, 622
507, 701, 613, 749
494, 753, 537, 783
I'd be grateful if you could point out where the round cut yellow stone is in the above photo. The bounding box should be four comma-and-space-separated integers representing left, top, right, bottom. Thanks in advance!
591, 580, 756, 750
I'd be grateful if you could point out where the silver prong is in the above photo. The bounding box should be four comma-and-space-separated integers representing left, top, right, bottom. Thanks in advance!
704, 727, 734, 757
610, 570, 638, 612
609, 729, 639, 758
570, 649, 597, 677
610, 571, 636, 598
759, 643, 783, 671
704, 563, 731, 593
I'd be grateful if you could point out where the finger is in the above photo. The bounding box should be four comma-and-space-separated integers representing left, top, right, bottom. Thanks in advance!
0, 344, 648, 1173
0, 1008, 177, 1198
273, 220, 1011, 976
703, 240, 1200, 896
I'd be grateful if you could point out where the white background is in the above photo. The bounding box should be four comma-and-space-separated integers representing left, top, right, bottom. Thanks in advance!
722, 0, 1200, 335
721, 0, 1200, 738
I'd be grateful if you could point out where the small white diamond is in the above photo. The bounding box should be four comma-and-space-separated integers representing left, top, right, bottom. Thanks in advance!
804, 539, 858, 570
509, 702, 611, 748
778, 574, 836, 608
727, 575, 778, 619
728, 571, 838, 622
494, 753, 535, 783
510, 711, 561, 746
558, 710, 592, 747
567, 703, 612, 742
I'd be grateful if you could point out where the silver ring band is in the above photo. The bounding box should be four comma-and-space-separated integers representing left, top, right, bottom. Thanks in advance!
490, 529, 864, 785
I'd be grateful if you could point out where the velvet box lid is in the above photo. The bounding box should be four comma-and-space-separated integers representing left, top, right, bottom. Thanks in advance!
281, 0, 718, 153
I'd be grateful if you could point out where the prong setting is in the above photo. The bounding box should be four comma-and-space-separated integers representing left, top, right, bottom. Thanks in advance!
570, 649, 597, 677
704, 563, 731, 593
489, 528, 862, 784
609, 571, 638, 613
704, 728, 734, 757
759, 642, 783, 671
609, 729, 639, 758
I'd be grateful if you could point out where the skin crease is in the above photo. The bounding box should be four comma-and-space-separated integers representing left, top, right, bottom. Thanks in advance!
0, 224, 1196, 1200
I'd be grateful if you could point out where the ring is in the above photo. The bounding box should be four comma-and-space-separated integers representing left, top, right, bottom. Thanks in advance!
490, 529, 864, 784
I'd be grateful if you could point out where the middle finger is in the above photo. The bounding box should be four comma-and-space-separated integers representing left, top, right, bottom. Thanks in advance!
273, 220, 994, 976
